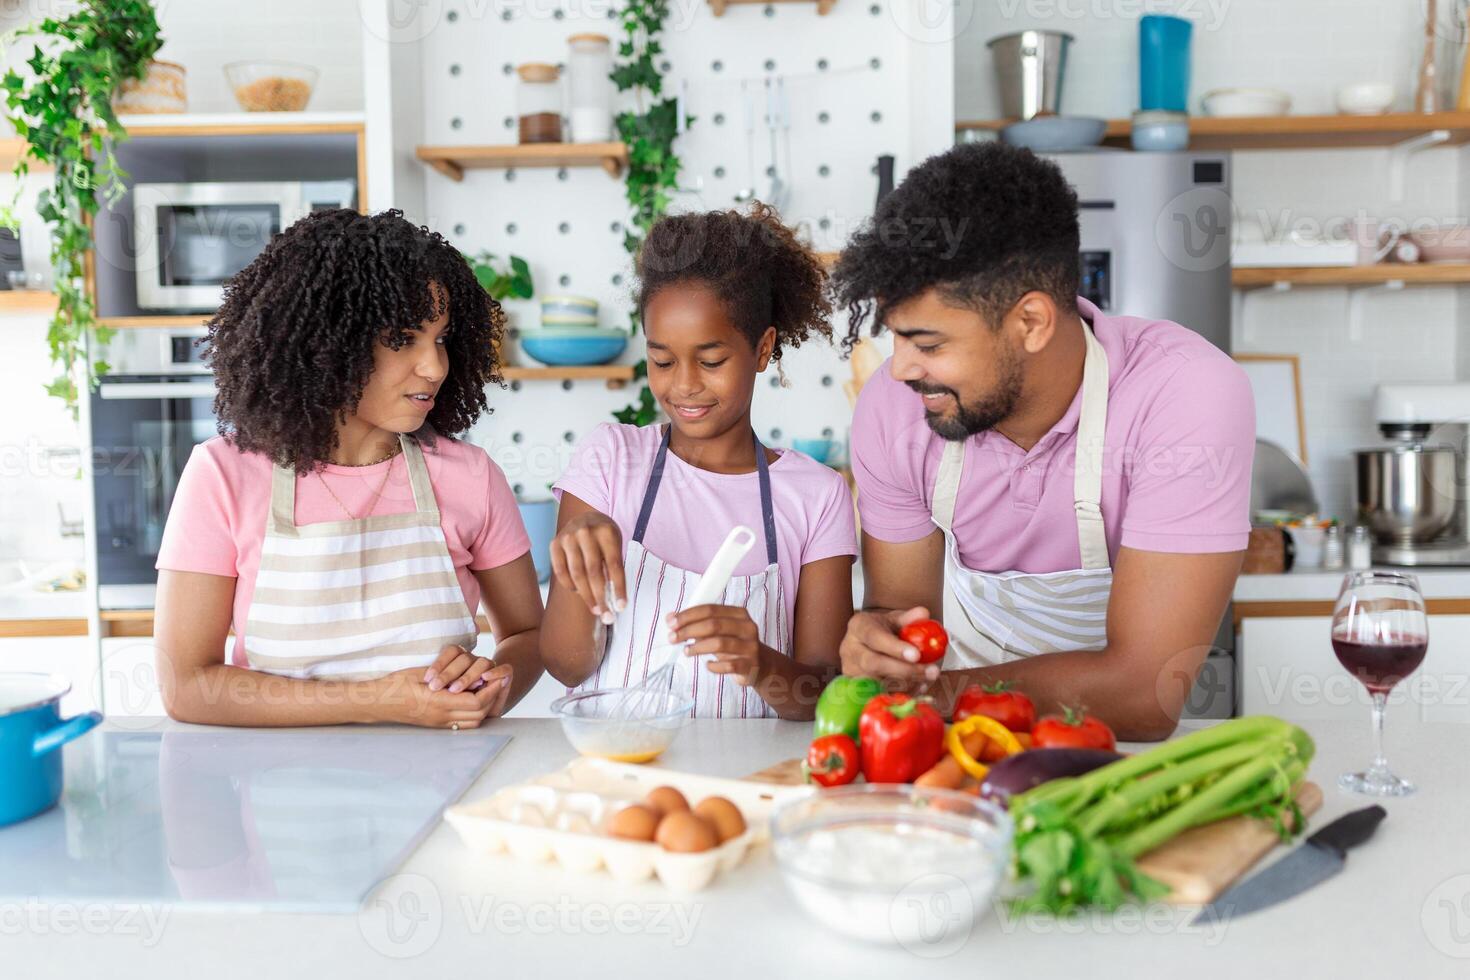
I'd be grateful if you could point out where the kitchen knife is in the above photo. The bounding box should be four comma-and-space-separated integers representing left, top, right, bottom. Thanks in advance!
1192, 805, 1387, 924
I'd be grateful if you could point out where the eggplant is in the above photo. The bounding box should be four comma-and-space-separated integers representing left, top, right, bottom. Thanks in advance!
979, 748, 1124, 806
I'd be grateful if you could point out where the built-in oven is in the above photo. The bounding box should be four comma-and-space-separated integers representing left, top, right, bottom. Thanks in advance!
90, 328, 218, 603
132, 179, 356, 312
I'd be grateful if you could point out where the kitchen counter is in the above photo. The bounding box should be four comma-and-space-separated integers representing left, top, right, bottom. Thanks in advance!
7, 716, 1467, 977
1235, 565, 1470, 604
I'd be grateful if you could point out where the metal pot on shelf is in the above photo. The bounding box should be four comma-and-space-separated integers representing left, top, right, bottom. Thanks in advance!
1354, 443, 1459, 545
987, 30, 1073, 120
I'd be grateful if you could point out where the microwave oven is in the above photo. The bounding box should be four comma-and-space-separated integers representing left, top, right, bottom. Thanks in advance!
132, 180, 356, 312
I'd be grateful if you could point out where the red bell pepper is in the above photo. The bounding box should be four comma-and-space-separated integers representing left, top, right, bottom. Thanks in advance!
858, 694, 946, 784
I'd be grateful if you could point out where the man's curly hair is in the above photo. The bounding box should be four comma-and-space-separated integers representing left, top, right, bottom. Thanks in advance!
204, 208, 503, 474
635, 202, 831, 362
830, 142, 1080, 350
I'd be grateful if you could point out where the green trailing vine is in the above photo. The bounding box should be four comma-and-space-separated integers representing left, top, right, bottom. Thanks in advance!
610, 0, 686, 426
1, 1, 163, 413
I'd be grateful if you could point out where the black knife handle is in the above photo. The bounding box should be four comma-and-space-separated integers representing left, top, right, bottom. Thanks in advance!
1308, 805, 1387, 855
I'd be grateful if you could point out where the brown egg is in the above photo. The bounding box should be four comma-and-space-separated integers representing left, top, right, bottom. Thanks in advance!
606, 804, 660, 842
693, 796, 746, 843
654, 811, 719, 853
645, 785, 691, 817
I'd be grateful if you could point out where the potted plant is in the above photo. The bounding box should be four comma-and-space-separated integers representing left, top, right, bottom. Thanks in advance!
1, 1, 164, 411
470, 252, 534, 302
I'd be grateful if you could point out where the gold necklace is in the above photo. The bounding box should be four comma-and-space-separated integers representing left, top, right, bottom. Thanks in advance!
317, 452, 398, 520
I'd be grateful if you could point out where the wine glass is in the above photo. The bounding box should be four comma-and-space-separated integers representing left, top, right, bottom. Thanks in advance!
1331, 570, 1428, 797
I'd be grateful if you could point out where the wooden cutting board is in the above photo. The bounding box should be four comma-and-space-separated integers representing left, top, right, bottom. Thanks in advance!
743, 757, 1322, 905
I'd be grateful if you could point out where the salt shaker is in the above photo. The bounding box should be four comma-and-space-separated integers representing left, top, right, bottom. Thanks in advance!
1348, 525, 1373, 570
1322, 525, 1344, 570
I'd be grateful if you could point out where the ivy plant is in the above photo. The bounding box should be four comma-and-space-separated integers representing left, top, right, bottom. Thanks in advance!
610, 0, 686, 426
1, 1, 163, 413
470, 251, 534, 301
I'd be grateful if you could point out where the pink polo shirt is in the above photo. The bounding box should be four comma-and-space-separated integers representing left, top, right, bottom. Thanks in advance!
156, 432, 530, 665
851, 298, 1254, 572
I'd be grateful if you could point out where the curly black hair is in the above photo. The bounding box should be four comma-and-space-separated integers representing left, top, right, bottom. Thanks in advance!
635, 202, 832, 363
204, 208, 503, 474
830, 142, 1080, 350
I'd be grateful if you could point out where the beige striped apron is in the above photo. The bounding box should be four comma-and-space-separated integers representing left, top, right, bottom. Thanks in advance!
242, 433, 478, 681
934, 320, 1112, 668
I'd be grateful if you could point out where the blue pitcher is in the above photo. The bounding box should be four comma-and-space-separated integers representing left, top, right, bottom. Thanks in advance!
0, 673, 102, 827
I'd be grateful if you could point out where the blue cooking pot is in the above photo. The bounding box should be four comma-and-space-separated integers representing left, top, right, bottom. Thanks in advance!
0, 673, 102, 827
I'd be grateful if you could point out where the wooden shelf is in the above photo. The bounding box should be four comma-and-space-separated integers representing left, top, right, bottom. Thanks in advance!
0, 136, 49, 173
416, 142, 628, 181
503, 364, 636, 389
1232, 264, 1470, 288
709, 0, 836, 14
95, 314, 212, 330
956, 110, 1470, 150
0, 290, 57, 315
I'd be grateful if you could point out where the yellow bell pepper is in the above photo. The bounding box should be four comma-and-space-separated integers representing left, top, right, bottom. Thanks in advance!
945, 715, 1024, 780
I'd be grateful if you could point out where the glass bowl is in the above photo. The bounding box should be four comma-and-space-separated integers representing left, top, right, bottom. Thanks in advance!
224, 60, 319, 112
549, 689, 693, 764
771, 784, 1012, 948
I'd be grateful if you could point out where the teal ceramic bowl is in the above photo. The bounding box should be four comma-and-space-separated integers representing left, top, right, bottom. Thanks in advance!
521, 331, 627, 366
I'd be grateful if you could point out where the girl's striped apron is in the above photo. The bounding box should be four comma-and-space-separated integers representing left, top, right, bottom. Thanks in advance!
242, 433, 479, 681
570, 425, 787, 718
934, 320, 1114, 667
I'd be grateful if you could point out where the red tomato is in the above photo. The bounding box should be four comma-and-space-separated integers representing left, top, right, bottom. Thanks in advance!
898, 619, 948, 665
1031, 707, 1116, 751
803, 734, 861, 787
953, 682, 1036, 733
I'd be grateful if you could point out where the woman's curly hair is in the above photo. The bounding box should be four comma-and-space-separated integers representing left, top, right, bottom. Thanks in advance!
635, 202, 831, 362
204, 208, 503, 474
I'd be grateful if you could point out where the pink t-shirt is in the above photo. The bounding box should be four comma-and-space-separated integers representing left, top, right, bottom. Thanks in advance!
156, 432, 530, 665
553, 423, 858, 628
851, 298, 1254, 572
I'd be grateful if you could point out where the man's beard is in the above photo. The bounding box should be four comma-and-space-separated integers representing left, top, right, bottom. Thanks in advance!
906, 348, 1023, 441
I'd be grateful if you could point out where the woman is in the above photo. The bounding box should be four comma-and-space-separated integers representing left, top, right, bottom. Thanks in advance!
540, 204, 856, 719
154, 209, 543, 729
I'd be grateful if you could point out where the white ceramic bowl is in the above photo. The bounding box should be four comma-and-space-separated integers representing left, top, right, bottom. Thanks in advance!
1131, 110, 1190, 152
771, 784, 1012, 948
1335, 83, 1395, 115
1201, 87, 1291, 117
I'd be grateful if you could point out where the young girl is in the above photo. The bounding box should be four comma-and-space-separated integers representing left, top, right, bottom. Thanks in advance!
154, 209, 543, 729
541, 204, 856, 719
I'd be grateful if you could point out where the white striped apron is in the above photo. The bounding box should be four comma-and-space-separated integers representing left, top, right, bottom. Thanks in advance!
934, 320, 1113, 667
571, 426, 787, 718
242, 433, 479, 681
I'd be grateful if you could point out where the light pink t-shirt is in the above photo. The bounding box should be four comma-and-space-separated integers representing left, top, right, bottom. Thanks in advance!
156, 432, 530, 665
851, 298, 1254, 572
553, 423, 858, 628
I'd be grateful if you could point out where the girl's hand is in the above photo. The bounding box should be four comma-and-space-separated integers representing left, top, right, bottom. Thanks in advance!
423, 643, 504, 694
550, 510, 627, 623
373, 664, 513, 728
667, 604, 766, 685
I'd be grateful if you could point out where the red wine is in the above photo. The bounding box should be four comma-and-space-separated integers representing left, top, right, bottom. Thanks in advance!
1332, 635, 1428, 693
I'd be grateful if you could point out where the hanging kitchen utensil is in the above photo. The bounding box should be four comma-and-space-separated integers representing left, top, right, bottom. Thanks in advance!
764, 77, 787, 213
875, 155, 895, 209
778, 75, 793, 212
735, 80, 757, 204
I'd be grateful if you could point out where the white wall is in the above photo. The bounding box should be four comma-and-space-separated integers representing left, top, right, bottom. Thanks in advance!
956, 0, 1470, 520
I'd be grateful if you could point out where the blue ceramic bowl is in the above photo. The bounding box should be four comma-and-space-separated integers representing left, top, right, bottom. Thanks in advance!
520, 332, 628, 366
1000, 115, 1107, 152
792, 438, 835, 463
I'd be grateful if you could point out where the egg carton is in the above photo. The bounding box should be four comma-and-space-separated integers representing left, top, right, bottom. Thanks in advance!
444, 757, 812, 892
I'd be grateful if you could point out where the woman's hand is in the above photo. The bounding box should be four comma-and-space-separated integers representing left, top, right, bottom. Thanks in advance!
373, 663, 514, 728
423, 643, 500, 693
550, 509, 626, 623
667, 604, 766, 685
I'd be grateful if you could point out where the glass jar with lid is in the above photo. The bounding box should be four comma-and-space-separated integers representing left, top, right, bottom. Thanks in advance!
566, 33, 613, 143
516, 62, 562, 144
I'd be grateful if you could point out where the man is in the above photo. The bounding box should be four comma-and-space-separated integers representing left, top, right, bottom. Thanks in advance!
831, 142, 1253, 741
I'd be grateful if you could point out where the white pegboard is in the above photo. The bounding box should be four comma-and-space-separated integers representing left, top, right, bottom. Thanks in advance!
411, 0, 948, 493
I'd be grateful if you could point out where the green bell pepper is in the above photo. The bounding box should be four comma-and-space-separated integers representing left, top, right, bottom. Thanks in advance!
813, 676, 883, 743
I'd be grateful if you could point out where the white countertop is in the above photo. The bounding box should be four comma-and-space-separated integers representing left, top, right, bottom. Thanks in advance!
0, 588, 87, 621
7, 715, 1466, 977
1235, 565, 1470, 603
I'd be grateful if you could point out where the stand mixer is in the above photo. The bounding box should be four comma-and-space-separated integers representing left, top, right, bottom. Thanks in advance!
1356, 384, 1470, 565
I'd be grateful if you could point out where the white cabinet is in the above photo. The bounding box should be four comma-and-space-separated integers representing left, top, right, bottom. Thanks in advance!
0, 636, 101, 714
1238, 615, 1470, 726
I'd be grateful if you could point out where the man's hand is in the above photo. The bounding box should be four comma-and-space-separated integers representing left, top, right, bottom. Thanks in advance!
838, 606, 941, 690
